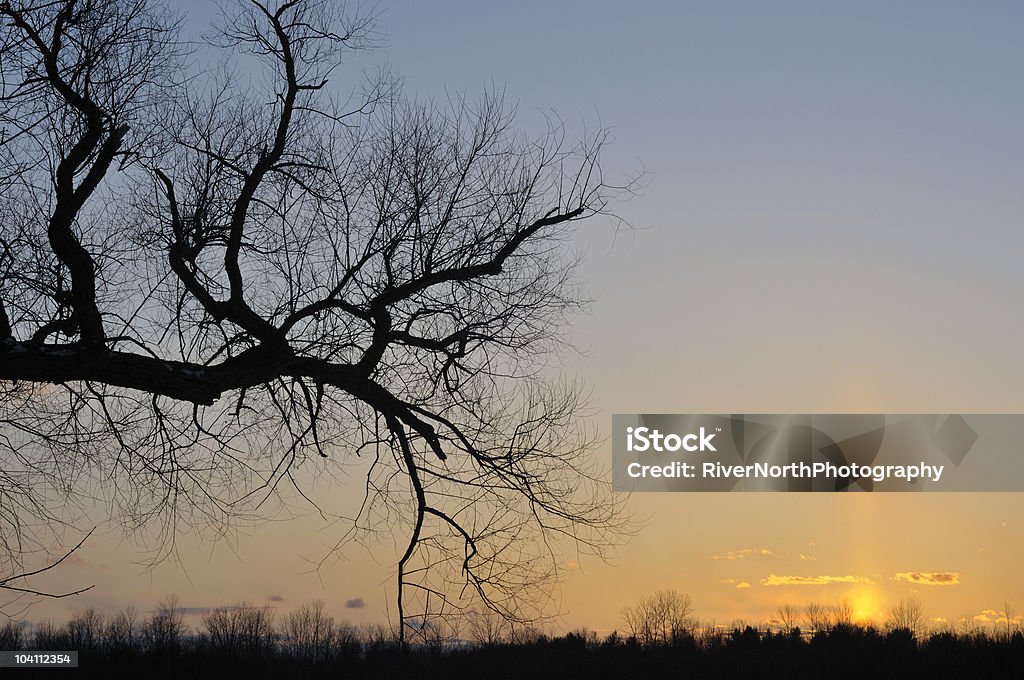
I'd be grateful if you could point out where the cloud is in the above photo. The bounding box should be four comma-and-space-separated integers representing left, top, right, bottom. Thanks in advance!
735, 582, 751, 589
563, 560, 579, 570
973, 610, 1024, 625
720, 578, 736, 585
799, 554, 817, 561
760, 574, 875, 587
344, 598, 367, 610
893, 572, 959, 586
711, 548, 774, 560
267, 595, 286, 603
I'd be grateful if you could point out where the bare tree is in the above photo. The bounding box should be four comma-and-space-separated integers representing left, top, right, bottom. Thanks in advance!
283, 600, 335, 662
30, 618, 66, 650
832, 596, 854, 628
888, 597, 926, 639
622, 589, 694, 645
0, 0, 631, 636
203, 603, 276, 655
803, 601, 831, 635
774, 604, 799, 634
466, 606, 509, 646
142, 594, 185, 653
66, 606, 105, 651
105, 606, 139, 652
507, 622, 545, 645
999, 600, 1018, 641
0, 617, 25, 648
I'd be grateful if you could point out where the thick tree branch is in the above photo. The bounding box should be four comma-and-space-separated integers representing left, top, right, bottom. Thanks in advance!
2, 2, 130, 346
0, 298, 10, 338
222, 2, 301, 334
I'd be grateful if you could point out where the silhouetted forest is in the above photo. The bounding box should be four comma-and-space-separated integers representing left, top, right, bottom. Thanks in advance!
3, 603, 1023, 679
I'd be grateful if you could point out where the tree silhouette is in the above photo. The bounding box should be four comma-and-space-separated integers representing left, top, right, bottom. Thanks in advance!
0, 0, 631, 634
622, 589, 694, 645
282, 600, 338, 663
888, 597, 926, 639
773, 604, 799, 634
803, 601, 831, 636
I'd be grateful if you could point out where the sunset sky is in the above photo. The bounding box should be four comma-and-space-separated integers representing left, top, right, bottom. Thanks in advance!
17, 1, 1024, 634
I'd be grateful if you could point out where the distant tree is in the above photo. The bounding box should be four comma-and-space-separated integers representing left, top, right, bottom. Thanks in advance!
888, 597, 926, 639
832, 597, 854, 627
283, 600, 336, 662
507, 623, 546, 646
203, 603, 275, 656
0, 617, 25, 649
30, 618, 66, 650
466, 606, 509, 646
1001, 600, 1017, 641
142, 594, 185, 653
334, 621, 361, 657
0, 0, 633, 634
407, 613, 462, 651
803, 601, 831, 635
622, 589, 694, 645
105, 606, 139, 652
774, 604, 799, 633
66, 607, 105, 651
955, 614, 979, 637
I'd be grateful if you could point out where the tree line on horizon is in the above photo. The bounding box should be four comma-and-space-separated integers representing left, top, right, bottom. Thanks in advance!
1, 590, 1023, 678
621, 590, 1022, 644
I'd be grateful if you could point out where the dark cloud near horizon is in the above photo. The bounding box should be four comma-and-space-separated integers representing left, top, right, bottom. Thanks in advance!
267, 595, 286, 602
344, 598, 367, 609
